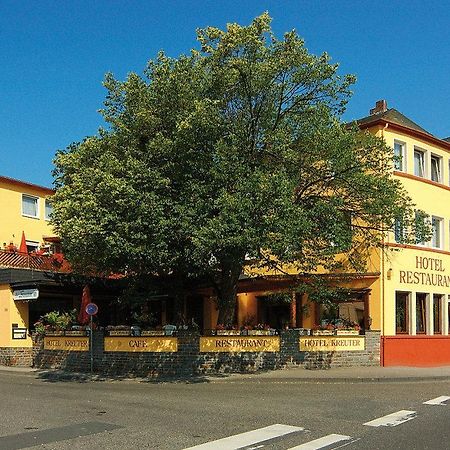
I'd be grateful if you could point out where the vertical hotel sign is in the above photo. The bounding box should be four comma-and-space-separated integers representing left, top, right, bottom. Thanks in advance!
399, 256, 450, 287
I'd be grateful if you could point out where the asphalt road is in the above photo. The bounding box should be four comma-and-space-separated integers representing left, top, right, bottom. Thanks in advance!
0, 371, 449, 449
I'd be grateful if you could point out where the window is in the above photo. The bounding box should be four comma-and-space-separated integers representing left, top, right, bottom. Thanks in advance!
448, 298, 450, 334
45, 199, 53, 220
26, 240, 39, 253
431, 216, 443, 248
414, 148, 425, 177
394, 218, 405, 243
430, 154, 442, 182
433, 294, 442, 334
416, 293, 427, 333
395, 292, 409, 333
414, 211, 428, 245
22, 194, 39, 218
393, 141, 406, 171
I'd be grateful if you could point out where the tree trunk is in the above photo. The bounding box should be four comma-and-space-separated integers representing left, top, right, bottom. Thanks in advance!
216, 258, 243, 326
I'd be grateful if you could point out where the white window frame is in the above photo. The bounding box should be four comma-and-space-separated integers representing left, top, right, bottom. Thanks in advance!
44, 199, 53, 221
430, 153, 442, 183
414, 211, 428, 247
25, 240, 39, 253
22, 194, 39, 219
414, 147, 426, 178
431, 216, 443, 249
393, 140, 406, 172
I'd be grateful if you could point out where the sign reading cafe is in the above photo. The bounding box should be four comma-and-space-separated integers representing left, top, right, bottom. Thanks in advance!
399, 256, 450, 287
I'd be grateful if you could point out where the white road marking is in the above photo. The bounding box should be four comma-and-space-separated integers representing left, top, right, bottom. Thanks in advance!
423, 396, 450, 405
183, 424, 304, 450
363, 410, 417, 427
287, 434, 353, 450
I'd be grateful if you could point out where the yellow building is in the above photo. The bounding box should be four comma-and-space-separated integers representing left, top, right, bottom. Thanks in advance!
227, 100, 450, 366
0, 175, 56, 363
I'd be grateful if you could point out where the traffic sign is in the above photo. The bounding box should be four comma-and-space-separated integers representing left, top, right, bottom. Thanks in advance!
85, 303, 98, 316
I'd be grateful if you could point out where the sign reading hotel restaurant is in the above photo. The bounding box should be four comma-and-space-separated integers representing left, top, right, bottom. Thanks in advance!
13, 288, 39, 301
44, 337, 89, 351
399, 256, 450, 287
300, 336, 365, 352
104, 337, 178, 352
200, 336, 280, 353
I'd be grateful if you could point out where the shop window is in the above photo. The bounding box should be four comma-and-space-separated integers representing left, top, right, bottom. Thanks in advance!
416, 293, 427, 333
393, 141, 406, 171
319, 297, 365, 330
433, 294, 442, 334
430, 154, 442, 182
431, 216, 443, 249
22, 194, 39, 218
414, 148, 425, 177
395, 292, 409, 334
448, 297, 450, 334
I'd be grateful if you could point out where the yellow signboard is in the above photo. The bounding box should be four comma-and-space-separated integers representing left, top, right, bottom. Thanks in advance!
300, 336, 365, 352
44, 337, 89, 351
200, 336, 280, 353
104, 337, 178, 352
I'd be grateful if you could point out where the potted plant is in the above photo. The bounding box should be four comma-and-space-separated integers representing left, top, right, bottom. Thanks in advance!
215, 324, 241, 335
106, 325, 132, 336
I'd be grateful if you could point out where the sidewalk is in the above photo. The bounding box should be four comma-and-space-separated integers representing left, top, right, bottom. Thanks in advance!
218, 365, 450, 383
1, 364, 450, 383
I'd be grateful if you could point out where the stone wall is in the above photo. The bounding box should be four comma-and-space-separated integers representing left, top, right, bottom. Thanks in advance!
0, 346, 33, 367
29, 330, 381, 377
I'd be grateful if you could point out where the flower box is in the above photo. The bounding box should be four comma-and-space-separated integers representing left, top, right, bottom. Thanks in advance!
108, 330, 131, 336
65, 330, 87, 337
44, 331, 65, 336
216, 330, 241, 336
247, 330, 271, 336
335, 330, 360, 336
311, 330, 334, 336
141, 330, 165, 336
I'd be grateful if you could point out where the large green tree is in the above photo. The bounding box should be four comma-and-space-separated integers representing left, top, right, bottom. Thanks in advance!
52, 14, 423, 324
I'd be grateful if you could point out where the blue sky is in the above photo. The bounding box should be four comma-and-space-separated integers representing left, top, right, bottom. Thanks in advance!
1, 0, 450, 187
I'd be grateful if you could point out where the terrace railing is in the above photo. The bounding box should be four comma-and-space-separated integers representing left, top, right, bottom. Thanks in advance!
0, 250, 71, 273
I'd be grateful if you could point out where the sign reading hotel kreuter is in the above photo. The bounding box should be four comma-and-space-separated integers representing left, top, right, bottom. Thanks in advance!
44, 337, 89, 351
300, 336, 365, 352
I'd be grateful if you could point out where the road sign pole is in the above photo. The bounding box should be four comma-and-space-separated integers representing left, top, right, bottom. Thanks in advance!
90, 314, 93, 374
85, 302, 98, 377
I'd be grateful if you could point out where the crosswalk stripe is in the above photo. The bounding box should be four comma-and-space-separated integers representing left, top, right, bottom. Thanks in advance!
183, 424, 304, 450
287, 433, 353, 450
423, 396, 450, 405
363, 410, 416, 427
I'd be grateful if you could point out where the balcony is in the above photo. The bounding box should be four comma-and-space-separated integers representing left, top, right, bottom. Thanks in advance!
0, 250, 71, 273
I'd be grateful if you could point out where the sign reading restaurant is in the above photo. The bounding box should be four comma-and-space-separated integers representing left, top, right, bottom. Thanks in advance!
399, 256, 450, 287
200, 336, 280, 352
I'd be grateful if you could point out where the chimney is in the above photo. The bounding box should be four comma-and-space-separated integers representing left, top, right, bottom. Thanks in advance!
370, 99, 388, 115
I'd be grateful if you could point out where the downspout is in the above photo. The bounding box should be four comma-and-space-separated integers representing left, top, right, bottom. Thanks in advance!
380, 123, 389, 338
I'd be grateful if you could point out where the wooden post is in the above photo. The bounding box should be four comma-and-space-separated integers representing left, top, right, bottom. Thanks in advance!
290, 291, 297, 328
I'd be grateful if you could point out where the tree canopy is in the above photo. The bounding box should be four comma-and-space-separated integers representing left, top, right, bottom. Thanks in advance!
52, 13, 423, 324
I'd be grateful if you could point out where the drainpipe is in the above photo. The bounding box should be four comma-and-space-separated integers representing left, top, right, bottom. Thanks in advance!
380, 123, 389, 337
